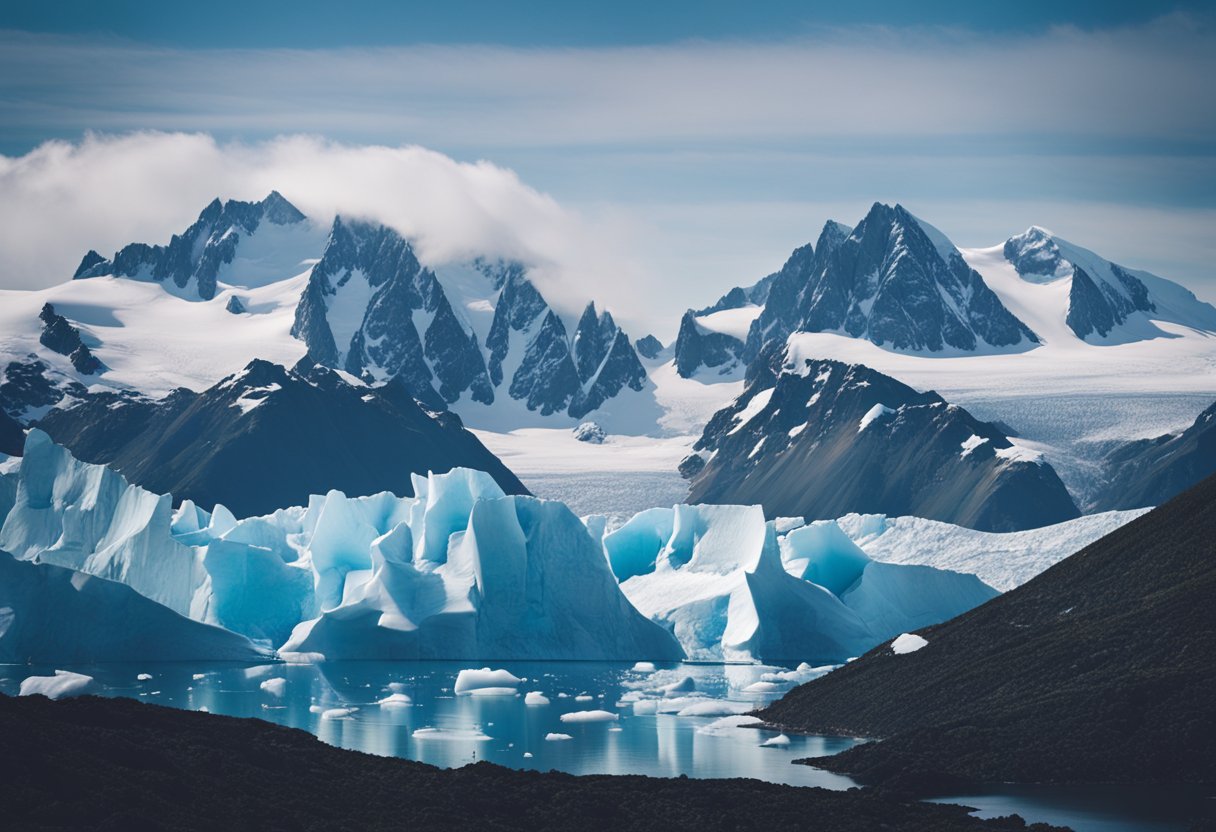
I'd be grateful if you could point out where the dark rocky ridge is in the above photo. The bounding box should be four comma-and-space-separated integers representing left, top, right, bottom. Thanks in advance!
34, 359, 527, 518
688, 349, 1079, 532
758, 471, 1216, 790
0, 693, 1064, 832
37, 303, 102, 374
75, 191, 305, 300
1091, 400, 1216, 511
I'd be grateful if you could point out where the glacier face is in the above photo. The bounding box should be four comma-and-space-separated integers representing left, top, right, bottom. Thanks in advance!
603, 502, 998, 663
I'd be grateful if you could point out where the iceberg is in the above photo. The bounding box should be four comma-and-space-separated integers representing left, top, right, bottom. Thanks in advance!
18, 670, 96, 700
0, 548, 270, 662
559, 710, 619, 723
609, 503, 996, 663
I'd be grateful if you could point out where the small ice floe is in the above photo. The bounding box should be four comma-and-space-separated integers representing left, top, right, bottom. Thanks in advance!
631, 662, 657, 673
891, 633, 928, 655
524, 691, 550, 706
574, 694, 594, 702
412, 727, 492, 742
559, 710, 619, 724
136, 673, 153, 681
19, 670, 96, 700
454, 668, 522, 696
192, 673, 207, 681
608, 726, 623, 733
674, 700, 751, 717
742, 681, 783, 693
387, 681, 409, 694
661, 676, 696, 697
544, 732, 574, 742
557, 692, 570, 699
377, 693, 412, 708
321, 707, 356, 720
760, 734, 791, 748
309, 704, 325, 714
523, 752, 534, 758
259, 677, 287, 698
696, 715, 763, 737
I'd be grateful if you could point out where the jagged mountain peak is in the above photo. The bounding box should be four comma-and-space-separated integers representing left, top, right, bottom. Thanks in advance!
73, 191, 311, 299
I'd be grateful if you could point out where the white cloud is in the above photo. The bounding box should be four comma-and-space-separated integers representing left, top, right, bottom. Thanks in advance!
0, 132, 653, 329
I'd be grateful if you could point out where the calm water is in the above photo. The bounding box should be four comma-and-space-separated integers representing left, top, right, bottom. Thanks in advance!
0, 660, 857, 788
3, 659, 1212, 831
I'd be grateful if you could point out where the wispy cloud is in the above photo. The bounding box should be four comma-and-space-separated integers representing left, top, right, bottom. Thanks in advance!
2, 15, 1213, 148
0, 133, 652, 327
1, 15, 1214, 333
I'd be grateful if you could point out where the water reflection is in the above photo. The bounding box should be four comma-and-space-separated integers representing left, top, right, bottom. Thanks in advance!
0, 659, 854, 788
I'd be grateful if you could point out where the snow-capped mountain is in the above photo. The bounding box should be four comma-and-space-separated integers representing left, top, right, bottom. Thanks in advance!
34, 359, 527, 518
676, 203, 1216, 378
75, 191, 312, 301
675, 203, 1040, 377
1002, 225, 1216, 342
1, 193, 655, 434
685, 349, 1080, 532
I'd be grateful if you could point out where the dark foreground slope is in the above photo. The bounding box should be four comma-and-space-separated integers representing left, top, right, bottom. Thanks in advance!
758, 471, 1216, 789
0, 695, 1064, 832
34, 359, 527, 517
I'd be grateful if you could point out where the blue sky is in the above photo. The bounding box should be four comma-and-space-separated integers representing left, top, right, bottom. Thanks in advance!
1, 2, 1213, 332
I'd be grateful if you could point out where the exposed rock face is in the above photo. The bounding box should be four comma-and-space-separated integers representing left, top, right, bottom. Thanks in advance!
75, 191, 307, 300
673, 311, 747, 378
35, 359, 527, 518
0, 360, 89, 423
573, 422, 606, 444
634, 334, 663, 359
225, 296, 246, 314
37, 304, 102, 375
291, 217, 494, 409
688, 349, 1079, 532
743, 204, 1037, 360
1091, 400, 1216, 511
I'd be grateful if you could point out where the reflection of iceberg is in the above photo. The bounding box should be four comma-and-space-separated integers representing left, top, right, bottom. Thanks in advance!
605, 504, 997, 663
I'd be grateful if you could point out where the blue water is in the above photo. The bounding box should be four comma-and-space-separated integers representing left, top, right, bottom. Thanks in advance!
3, 659, 1212, 831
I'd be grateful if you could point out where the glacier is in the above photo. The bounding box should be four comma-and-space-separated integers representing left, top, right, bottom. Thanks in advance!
1, 431, 1013, 664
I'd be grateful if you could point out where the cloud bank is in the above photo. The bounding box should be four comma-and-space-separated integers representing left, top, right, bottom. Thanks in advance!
0, 132, 651, 327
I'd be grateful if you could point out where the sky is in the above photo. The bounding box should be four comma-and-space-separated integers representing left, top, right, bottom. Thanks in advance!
1, 1, 1213, 337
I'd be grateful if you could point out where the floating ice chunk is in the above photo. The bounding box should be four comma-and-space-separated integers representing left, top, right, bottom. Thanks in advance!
524, 691, 550, 706
892, 633, 928, 654
574, 694, 594, 702
387, 682, 409, 694
631, 661, 657, 672
544, 732, 574, 741
377, 693, 412, 707
454, 668, 522, 695
675, 700, 752, 717
661, 676, 696, 696
192, 673, 207, 681
260, 677, 287, 697
632, 700, 660, 715
309, 704, 325, 714
136, 673, 153, 681
412, 727, 492, 741
19, 670, 96, 700
761, 733, 791, 747
559, 710, 619, 723
523, 752, 534, 758
697, 715, 764, 736
321, 707, 355, 720
742, 681, 783, 693
759, 663, 838, 684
